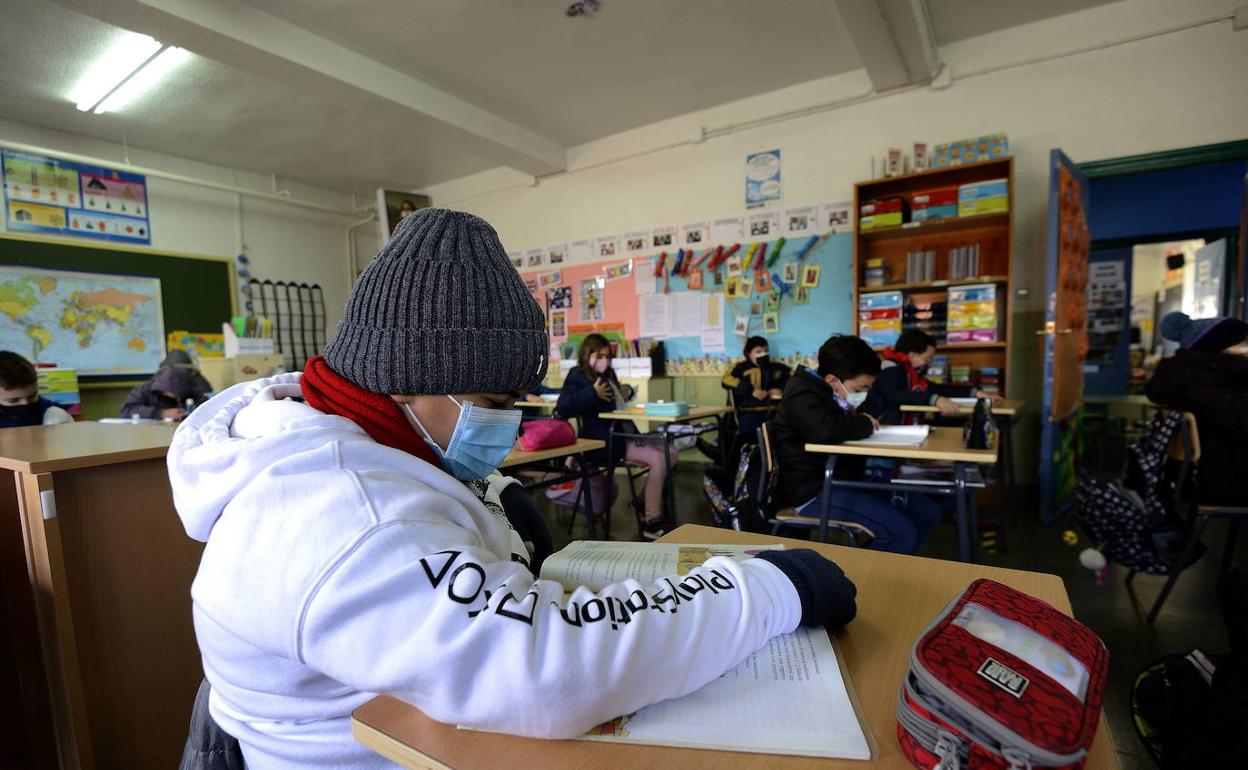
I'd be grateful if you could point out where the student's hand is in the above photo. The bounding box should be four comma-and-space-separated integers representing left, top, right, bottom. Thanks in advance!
592, 378, 612, 402
753, 550, 857, 627
524, 393, 544, 403
161, 407, 188, 420
752, 388, 768, 400
768, 388, 783, 398
975, 390, 1005, 403
865, 414, 881, 432
935, 396, 962, 417
621, 384, 635, 400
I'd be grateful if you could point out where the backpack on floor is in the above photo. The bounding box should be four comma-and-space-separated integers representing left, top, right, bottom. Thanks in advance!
545, 460, 618, 517
1072, 411, 1196, 574
701, 442, 769, 532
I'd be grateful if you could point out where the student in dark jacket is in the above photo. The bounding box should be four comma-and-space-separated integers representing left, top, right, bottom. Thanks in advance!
770, 335, 941, 554
557, 333, 678, 539
721, 335, 790, 440
0, 351, 73, 428
121, 364, 209, 420
1146, 312, 1248, 506
863, 330, 1001, 424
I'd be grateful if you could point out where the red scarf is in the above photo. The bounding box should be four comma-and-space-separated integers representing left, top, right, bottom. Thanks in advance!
300, 355, 443, 468
881, 347, 928, 393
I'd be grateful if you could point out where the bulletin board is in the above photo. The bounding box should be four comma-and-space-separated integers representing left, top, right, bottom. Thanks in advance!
521, 233, 853, 361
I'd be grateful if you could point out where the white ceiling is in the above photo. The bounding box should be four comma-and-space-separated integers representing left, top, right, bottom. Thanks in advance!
0, 0, 1122, 194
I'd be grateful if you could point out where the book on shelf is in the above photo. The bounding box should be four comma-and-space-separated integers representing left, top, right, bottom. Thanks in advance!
474, 540, 875, 760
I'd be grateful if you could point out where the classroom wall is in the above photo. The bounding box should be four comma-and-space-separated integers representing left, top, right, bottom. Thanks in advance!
422, 0, 1248, 484
0, 116, 378, 343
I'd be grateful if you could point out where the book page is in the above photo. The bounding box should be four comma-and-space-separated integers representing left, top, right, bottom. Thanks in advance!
539, 541, 782, 592
582, 627, 871, 759
850, 424, 930, 447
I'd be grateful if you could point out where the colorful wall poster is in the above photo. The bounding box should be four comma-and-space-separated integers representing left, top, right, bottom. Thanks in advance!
745, 149, 782, 208
539, 269, 562, 287
2, 150, 151, 244
550, 309, 567, 339
603, 260, 633, 281
579, 276, 605, 322
546, 285, 572, 309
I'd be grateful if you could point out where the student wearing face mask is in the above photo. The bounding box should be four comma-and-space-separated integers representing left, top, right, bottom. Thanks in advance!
167, 209, 858, 770
1146, 311, 1248, 506
770, 334, 942, 554
721, 335, 790, 440
557, 333, 679, 539
863, 330, 1002, 425
0, 351, 73, 428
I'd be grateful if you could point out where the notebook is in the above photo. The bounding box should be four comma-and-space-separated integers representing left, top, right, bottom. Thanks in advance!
849, 424, 930, 447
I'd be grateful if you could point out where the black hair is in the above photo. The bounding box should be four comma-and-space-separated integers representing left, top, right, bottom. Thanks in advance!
0, 350, 37, 390
577, 333, 613, 379
816, 335, 881, 380
744, 335, 769, 357
895, 330, 938, 355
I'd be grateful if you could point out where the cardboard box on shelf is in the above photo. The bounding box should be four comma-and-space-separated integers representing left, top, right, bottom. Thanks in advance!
199, 354, 286, 392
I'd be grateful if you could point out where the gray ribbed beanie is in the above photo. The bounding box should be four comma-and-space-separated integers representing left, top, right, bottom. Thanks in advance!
324, 208, 548, 394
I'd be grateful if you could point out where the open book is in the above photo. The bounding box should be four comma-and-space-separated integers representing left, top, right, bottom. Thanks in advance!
849, 424, 930, 447
530, 541, 872, 760
538, 540, 783, 592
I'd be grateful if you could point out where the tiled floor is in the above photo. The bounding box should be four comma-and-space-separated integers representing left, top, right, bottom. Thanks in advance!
529, 460, 1243, 770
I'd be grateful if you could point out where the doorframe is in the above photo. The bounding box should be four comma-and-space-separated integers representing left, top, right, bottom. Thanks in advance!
1079, 139, 1248, 318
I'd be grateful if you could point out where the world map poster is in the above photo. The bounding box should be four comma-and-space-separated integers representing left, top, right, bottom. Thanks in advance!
0, 265, 165, 375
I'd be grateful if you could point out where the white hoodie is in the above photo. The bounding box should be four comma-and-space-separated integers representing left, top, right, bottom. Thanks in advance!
168, 374, 802, 769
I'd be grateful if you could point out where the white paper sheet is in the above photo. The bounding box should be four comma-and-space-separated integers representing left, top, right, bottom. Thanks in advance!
640, 294, 670, 337
710, 216, 744, 244
635, 258, 657, 296
580, 626, 871, 759
568, 239, 594, 262
670, 292, 703, 336
849, 424, 930, 447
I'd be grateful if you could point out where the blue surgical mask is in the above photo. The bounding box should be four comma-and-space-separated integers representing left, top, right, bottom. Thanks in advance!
401, 396, 521, 481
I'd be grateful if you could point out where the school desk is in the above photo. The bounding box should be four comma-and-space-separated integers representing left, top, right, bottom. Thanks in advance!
350, 524, 1120, 770
599, 406, 733, 525
0, 422, 202, 770
899, 399, 1023, 549
806, 426, 997, 562
500, 439, 608, 538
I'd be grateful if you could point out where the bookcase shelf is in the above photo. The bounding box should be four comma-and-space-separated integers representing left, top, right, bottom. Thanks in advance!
853, 157, 1014, 391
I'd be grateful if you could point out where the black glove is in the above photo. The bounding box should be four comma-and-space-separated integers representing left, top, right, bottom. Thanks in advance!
755, 549, 857, 627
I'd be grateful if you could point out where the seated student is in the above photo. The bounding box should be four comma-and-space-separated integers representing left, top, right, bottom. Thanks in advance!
770, 334, 941, 554
167, 209, 856, 769
557, 333, 678, 539
721, 335, 790, 441
863, 329, 1002, 424
1146, 311, 1248, 506
0, 351, 73, 428
121, 351, 210, 420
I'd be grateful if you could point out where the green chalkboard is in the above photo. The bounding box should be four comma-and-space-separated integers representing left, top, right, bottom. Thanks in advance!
0, 233, 233, 380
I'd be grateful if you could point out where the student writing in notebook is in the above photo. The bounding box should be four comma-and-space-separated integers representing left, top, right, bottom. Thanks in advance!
770, 335, 941, 554
863, 330, 1002, 424
0, 351, 73, 428
721, 334, 790, 441
167, 209, 858, 770
557, 333, 679, 539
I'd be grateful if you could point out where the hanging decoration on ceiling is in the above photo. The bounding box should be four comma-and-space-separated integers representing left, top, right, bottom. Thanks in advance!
565, 0, 601, 17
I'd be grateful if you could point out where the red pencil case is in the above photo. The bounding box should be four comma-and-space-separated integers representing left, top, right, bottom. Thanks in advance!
896, 579, 1108, 769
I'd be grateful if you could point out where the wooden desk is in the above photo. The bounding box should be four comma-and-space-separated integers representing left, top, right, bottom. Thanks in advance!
500, 439, 605, 468
0, 422, 202, 770
599, 406, 733, 525
900, 400, 1023, 550
501, 439, 607, 538
516, 400, 558, 412
806, 427, 997, 561
899, 399, 1023, 417
351, 524, 1119, 770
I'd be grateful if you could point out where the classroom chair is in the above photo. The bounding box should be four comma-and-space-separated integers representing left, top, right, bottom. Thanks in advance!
756, 423, 875, 547
1126, 411, 1248, 624
561, 415, 651, 539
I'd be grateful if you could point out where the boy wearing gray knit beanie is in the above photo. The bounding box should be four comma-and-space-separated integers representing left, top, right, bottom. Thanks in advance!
167, 208, 856, 769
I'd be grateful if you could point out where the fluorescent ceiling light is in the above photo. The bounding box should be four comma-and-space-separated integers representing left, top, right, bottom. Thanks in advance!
95, 46, 191, 114
69, 31, 163, 111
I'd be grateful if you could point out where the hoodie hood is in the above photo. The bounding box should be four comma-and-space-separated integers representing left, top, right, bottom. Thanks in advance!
168, 373, 372, 541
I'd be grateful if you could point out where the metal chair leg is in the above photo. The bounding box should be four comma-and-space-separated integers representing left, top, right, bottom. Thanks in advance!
1147, 515, 1212, 624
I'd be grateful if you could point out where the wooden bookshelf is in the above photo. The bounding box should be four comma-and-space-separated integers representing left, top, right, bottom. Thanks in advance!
853, 157, 1014, 391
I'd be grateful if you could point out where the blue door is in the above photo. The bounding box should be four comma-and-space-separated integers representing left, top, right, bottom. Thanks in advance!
1040, 150, 1091, 523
